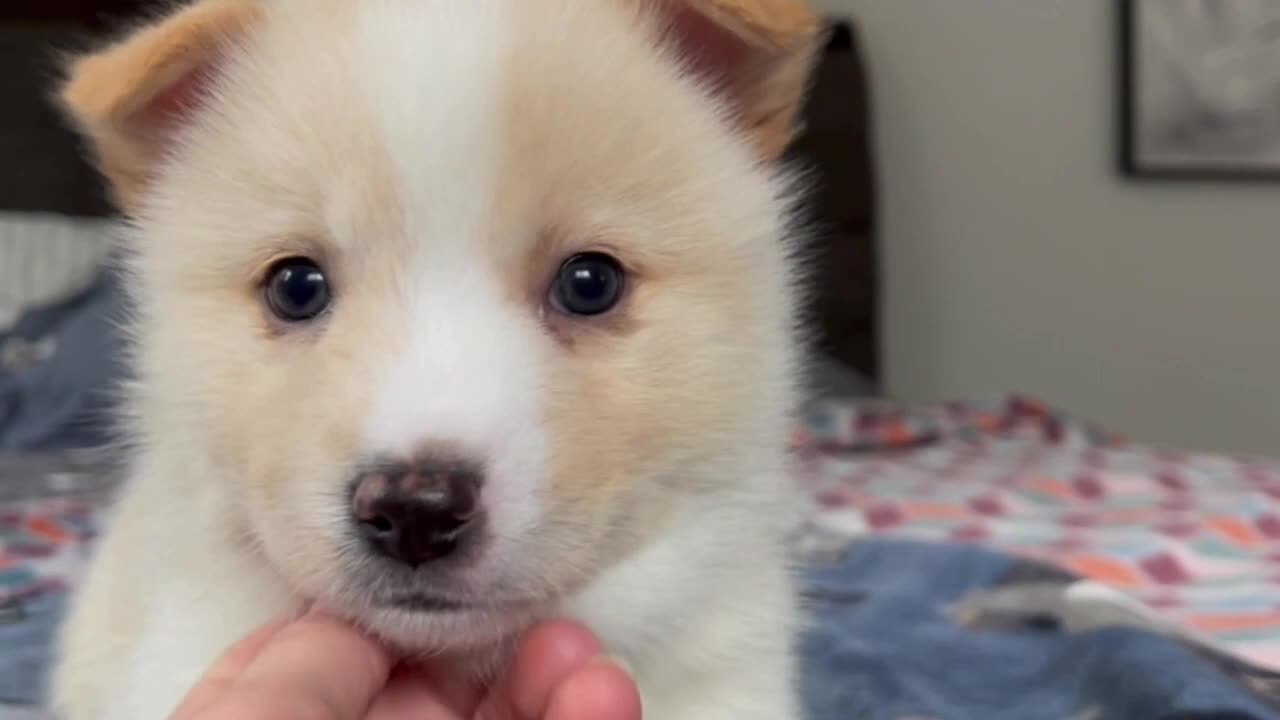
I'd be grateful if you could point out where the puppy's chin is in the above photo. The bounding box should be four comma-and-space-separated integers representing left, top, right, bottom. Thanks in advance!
336, 594, 548, 663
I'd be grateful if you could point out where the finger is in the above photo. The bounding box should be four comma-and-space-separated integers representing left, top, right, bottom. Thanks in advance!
366, 669, 460, 720
481, 620, 602, 720
229, 611, 393, 720
543, 660, 642, 720
169, 618, 291, 718
414, 661, 486, 716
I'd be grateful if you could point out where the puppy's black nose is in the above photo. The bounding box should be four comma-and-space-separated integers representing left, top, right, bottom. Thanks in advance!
351, 458, 483, 568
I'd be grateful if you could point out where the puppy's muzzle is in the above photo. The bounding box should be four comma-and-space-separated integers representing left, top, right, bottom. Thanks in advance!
350, 455, 484, 568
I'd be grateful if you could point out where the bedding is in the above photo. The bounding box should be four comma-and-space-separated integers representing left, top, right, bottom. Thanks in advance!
0, 450, 114, 714
0, 214, 112, 334
794, 396, 1280, 719
0, 250, 125, 453
795, 396, 1280, 672
801, 539, 1280, 720
7, 397, 1280, 719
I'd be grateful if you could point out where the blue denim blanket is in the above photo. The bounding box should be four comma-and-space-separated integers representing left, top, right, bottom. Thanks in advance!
800, 538, 1280, 720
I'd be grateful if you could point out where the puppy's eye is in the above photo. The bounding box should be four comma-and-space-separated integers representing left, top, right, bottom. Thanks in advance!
551, 253, 624, 316
264, 257, 330, 322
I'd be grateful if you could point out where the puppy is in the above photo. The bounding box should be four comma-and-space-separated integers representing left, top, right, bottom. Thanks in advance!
51, 0, 822, 717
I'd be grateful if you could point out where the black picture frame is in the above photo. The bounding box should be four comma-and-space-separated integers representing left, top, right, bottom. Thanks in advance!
1119, 0, 1280, 181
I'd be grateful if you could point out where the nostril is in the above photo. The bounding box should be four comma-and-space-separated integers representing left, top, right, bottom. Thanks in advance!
364, 514, 395, 535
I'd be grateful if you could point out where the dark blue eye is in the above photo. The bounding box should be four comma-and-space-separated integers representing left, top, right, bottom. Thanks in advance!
265, 257, 330, 322
552, 253, 624, 316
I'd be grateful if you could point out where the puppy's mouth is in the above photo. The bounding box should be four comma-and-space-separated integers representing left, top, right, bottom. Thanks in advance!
374, 591, 542, 615
382, 592, 469, 612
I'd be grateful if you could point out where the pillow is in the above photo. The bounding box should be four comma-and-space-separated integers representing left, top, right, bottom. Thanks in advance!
0, 212, 112, 332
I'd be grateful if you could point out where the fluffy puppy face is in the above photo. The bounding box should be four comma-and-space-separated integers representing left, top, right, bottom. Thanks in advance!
61, 0, 819, 652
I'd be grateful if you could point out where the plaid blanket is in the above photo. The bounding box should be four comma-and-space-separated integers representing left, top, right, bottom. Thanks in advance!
793, 394, 1280, 673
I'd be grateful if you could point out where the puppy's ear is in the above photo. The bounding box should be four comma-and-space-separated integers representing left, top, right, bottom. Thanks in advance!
59, 0, 263, 211
657, 0, 823, 160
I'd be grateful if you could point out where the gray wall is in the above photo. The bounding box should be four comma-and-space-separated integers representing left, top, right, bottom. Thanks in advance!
820, 0, 1280, 456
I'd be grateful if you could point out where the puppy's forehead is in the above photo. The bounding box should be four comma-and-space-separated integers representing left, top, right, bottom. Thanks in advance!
158, 0, 765, 287
351, 0, 508, 260
347, 0, 722, 248
215, 0, 732, 252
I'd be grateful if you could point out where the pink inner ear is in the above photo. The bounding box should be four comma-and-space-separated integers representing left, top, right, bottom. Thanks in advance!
130, 62, 217, 135
664, 3, 755, 104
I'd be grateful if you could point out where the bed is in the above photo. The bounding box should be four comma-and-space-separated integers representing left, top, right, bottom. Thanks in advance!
3, 4, 1280, 720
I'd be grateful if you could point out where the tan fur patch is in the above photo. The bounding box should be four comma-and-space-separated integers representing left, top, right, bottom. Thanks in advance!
494, 0, 809, 578
692, 0, 820, 47
59, 0, 263, 208
654, 0, 823, 159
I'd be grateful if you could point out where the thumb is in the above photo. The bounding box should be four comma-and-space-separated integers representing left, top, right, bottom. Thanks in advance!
178, 611, 393, 720
471, 621, 640, 720
169, 619, 291, 718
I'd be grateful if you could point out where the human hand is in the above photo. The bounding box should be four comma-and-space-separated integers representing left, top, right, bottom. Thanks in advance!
170, 611, 642, 720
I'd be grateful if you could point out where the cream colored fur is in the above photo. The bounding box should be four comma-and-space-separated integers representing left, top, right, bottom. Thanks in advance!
51, 0, 819, 718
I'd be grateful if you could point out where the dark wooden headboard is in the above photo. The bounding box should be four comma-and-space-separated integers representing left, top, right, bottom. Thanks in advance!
0, 1, 164, 217
786, 23, 879, 385
0, 3, 879, 387
0, 0, 154, 24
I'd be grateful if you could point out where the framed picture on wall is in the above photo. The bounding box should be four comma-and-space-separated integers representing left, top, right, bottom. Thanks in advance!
1120, 0, 1280, 179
